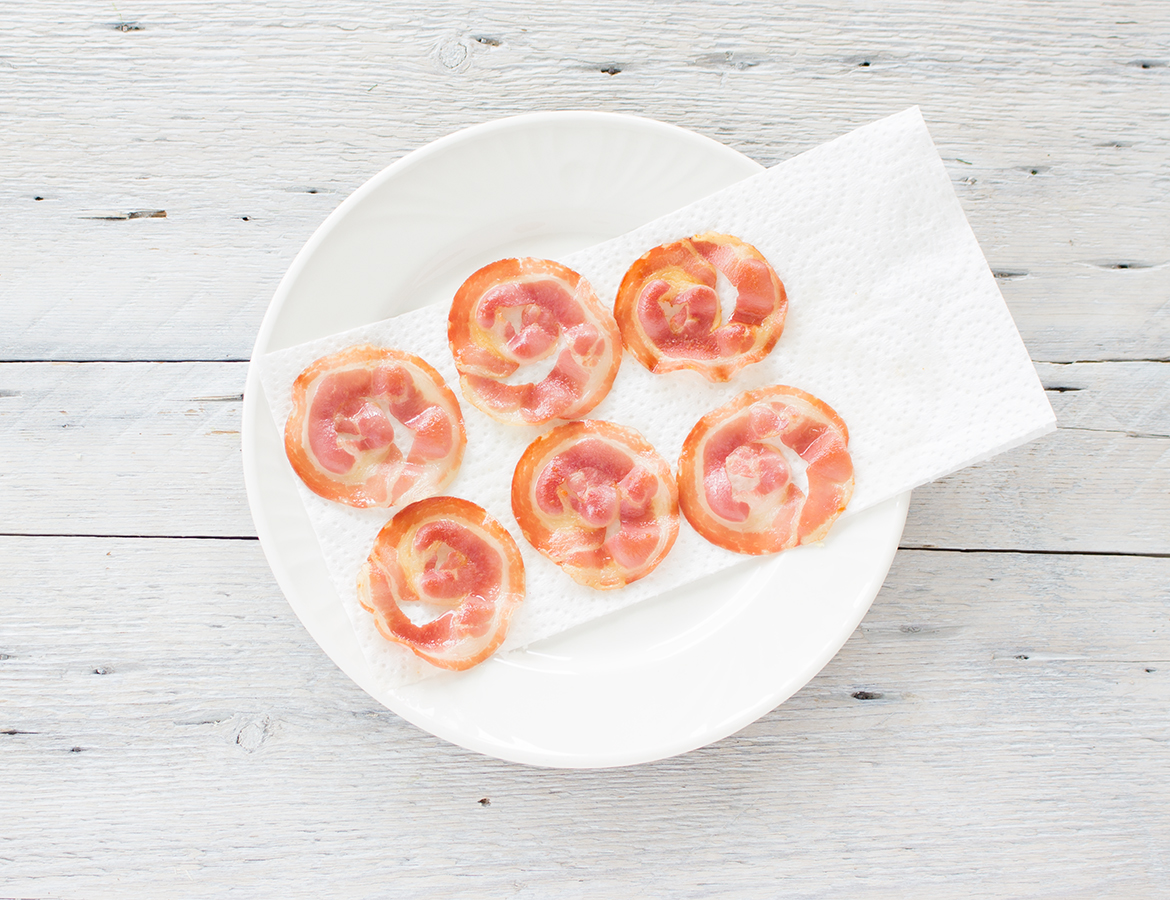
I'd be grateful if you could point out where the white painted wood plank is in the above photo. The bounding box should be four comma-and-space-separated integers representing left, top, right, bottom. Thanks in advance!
902, 361, 1170, 553
0, 362, 251, 536
2, 360, 1167, 554
1, 1, 1167, 361
1035, 360, 1170, 436
1, 538, 1166, 895
903, 427, 1170, 553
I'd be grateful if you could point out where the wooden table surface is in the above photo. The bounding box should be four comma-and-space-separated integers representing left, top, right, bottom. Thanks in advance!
3, 1, 1168, 895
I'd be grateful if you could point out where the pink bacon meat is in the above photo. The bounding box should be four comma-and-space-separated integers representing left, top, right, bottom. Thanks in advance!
614, 232, 787, 382
284, 345, 465, 508
678, 386, 854, 555
512, 420, 679, 590
448, 258, 622, 425
358, 497, 525, 670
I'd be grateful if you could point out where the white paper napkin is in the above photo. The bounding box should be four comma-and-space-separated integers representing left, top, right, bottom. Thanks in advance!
260, 107, 1055, 688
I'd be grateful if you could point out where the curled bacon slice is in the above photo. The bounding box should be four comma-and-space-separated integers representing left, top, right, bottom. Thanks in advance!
614, 232, 787, 382
357, 497, 525, 671
448, 258, 622, 425
678, 386, 854, 555
284, 345, 466, 508
512, 420, 679, 590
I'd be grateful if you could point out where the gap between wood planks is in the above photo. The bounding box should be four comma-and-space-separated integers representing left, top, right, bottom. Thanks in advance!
0, 532, 260, 540
0, 530, 1166, 561
1039, 358, 1170, 365
899, 546, 1170, 559
0, 358, 253, 364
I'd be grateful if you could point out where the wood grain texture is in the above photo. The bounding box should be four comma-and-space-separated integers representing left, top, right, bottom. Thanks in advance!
1, 1, 1168, 361
3, 0, 1168, 894
903, 362, 1170, 553
0, 362, 250, 536
2, 538, 1166, 896
3, 361, 1166, 553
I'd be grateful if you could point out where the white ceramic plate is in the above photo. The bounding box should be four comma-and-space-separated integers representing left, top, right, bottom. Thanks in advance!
242, 112, 909, 769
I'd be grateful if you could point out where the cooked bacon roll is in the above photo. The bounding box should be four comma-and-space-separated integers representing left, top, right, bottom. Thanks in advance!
678, 386, 854, 555
357, 497, 525, 670
448, 258, 622, 425
614, 232, 787, 382
512, 420, 679, 590
284, 345, 465, 508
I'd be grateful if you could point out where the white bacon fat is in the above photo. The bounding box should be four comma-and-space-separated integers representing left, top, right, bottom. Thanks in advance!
614, 232, 787, 382
678, 386, 854, 555
448, 258, 622, 425
357, 497, 525, 670
512, 420, 679, 590
284, 345, 465, 508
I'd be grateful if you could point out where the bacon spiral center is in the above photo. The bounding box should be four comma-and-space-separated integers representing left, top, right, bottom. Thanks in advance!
615, 233, 787, 382
513, 421, 679, 590
679, 386, 854, 555
308, 364, 453, 474
285, 346, 465, 509
358, 497, 524, 671
449, 259, 622, 425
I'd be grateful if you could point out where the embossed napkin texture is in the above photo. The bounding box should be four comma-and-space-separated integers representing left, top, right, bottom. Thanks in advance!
261, 107, 1056, 688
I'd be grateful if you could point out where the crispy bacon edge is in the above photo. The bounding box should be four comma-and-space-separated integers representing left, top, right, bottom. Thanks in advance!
357, 496, 526, 671
283, 344, 466, 508
677, 385, 854, 555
